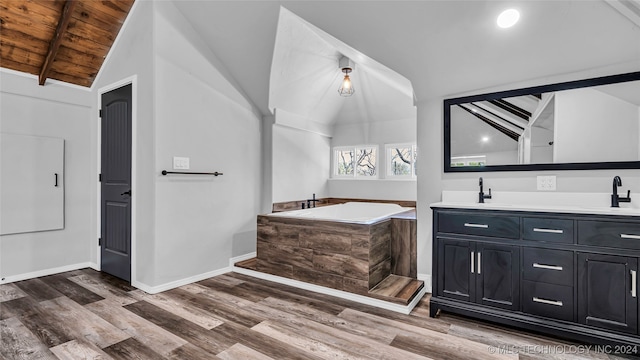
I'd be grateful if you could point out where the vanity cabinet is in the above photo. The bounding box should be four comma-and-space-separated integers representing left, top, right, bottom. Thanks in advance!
577, 253, 638, 334
438, 239, 519, 310
431, 207, 640, 347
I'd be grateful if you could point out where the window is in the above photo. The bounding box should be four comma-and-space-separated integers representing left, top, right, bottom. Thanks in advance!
386, 143, 417, 178
450, 155, 486, 167
333, 145, 378, 178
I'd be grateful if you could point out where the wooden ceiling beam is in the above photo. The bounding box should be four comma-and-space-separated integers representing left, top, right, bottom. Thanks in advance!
39, 0, 77, 86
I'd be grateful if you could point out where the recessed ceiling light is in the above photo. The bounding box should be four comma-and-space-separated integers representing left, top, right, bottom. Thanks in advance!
497, 9, 520, 28
482, 136, 489, 143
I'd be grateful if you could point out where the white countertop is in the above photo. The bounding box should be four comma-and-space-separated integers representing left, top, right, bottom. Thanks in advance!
430, 191, 640, 217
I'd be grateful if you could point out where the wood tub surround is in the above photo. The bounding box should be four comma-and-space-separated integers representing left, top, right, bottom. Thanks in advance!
272, 198, 417, 212
254, 209, 421, 305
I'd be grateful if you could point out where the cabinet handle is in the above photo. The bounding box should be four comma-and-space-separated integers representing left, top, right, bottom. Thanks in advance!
621, 234, 640, 240
477, 252, 481, 274
533, 297, 563, 307
464, 223, 488, 229
54, 173, 58, 187
532, 263, 563, 271
533, 228, 563, 234
471, 251, 475, 274
632, 270, 637, 298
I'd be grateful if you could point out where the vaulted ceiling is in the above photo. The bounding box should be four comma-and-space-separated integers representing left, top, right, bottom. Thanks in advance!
0, 0, 134, 87
174, 0, 640, 117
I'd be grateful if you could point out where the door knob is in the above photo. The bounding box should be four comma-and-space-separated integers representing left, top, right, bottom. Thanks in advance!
121, 190, 132, 196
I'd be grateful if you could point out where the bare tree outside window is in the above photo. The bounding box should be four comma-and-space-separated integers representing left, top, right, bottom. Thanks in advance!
390, 147, 411, 175
334, 146, 378, 177
386, 143, 417, 177
356, 148, 377, 176
336, 150, 354, 175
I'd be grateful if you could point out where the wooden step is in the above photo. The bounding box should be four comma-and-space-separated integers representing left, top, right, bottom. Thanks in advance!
368, 275, 424, 305
235, 258, 423, 305
234, 257, 257, 270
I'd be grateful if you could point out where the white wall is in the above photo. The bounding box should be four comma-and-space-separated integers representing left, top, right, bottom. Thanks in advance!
272, 122, 330, 203
330, 117, 417, 201
261, 115, 275, 214
554, 87, 639, 163
0, 71, 94, 281
416, 63, 640, 279
92, 0, 156, 286
484, 150, 519, 166
152, 3, 262, 284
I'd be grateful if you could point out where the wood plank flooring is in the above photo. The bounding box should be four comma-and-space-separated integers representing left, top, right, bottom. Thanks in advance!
0, 268, 632, 359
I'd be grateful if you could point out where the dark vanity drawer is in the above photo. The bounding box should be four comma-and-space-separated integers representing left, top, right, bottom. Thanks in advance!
578, 220, 640, 250
523, 247, 573, 286
523, 218, 574, 244
438, 213, 519, 239
522, 280, 574, 322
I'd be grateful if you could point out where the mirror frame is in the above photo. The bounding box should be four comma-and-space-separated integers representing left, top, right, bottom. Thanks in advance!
444, 71, 640, 172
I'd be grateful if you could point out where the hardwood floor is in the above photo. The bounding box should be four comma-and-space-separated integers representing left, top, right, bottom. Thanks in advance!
0, 269, 631, 359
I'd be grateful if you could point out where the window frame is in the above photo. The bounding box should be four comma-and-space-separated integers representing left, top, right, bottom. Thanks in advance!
450, 155, 487, 168
332, 145, 379, 179
385, 143, 417, 179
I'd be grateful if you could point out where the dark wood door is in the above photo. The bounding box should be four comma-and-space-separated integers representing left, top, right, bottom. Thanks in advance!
100, 84, 132, 282
476, 243, 520, 311
578, 253, 638, 334
438, 238, 475, 303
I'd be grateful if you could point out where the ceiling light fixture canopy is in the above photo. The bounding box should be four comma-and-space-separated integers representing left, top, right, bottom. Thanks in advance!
338, 56, 355, 97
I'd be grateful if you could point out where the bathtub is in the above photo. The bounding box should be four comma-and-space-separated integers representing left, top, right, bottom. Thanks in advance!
256, 201, 416, 296
267, 202, 413, 225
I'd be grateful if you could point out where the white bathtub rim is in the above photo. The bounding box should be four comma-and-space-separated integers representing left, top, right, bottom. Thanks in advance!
266, 202, 414, 225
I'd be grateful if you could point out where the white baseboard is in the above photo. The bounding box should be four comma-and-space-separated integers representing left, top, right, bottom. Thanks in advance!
132, 266, 232, 294
133, 252, 257, 294
0, 262, 96, 284
229, 252, 256, 267
418, 273, 432, 293
233, 266, 426, 314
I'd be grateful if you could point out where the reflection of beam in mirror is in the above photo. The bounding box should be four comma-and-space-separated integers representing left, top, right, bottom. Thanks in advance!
458, 104, 520, 141
473, 101, 529, 128
489, 99, 531, 120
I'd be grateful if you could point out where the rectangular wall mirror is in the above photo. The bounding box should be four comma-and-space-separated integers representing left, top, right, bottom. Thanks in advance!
444, 71, 640, 172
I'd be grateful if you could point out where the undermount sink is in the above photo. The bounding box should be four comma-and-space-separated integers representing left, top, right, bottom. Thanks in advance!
436, 191, 640, 217
578, 206, 640, 214
478, 203, 513, 207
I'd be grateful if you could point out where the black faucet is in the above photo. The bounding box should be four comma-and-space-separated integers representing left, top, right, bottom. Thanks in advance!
479, 177, 492, 203
307, 193, 320, 208
612, 176, 631, 208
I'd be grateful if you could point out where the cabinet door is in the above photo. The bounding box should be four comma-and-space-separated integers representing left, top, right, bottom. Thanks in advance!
577, 253, 638, 334
438, 238, 475, 303
476, 243, 520, 311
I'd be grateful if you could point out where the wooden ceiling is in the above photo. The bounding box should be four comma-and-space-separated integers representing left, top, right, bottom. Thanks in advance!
0, 0, 134, 87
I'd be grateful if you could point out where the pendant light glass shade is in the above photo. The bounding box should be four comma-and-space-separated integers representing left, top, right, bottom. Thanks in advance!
338, 68, 355, 97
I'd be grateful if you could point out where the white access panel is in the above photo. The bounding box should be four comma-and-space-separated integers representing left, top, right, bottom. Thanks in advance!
0, 133, 64, 235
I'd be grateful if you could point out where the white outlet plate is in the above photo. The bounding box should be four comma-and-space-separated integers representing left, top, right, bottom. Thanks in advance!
537, 175, 556, 191
173, 156, 190, 170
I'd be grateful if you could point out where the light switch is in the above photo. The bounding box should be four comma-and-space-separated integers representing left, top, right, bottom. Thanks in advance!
537, 176, 556, 191
173, 157, 190, 170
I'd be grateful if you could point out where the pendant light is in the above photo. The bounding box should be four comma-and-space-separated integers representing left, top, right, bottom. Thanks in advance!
338, 56, 355, 97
